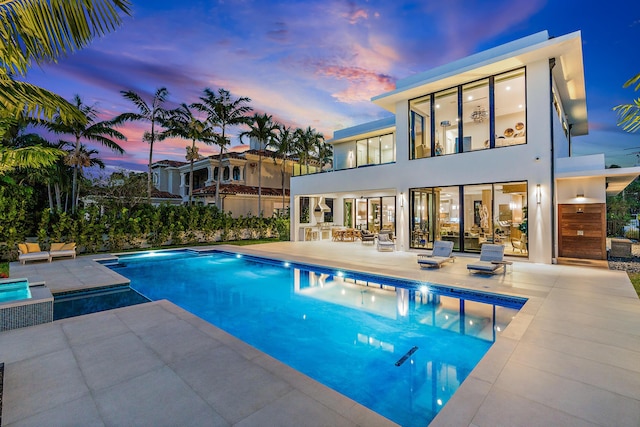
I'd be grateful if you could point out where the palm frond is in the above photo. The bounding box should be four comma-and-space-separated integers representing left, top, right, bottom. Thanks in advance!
614, 99, 640, 133
0, 75, 84, 123
1, 0, 131, 76
0, 144, 64, 173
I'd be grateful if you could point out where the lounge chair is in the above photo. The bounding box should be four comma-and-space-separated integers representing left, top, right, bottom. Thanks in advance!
417, 240, 455, 268
377, 233, 395, 251
49, 242, 77, 261
361, 230, 375, 244
17, 243, 51, 264
467, 244, 506, 274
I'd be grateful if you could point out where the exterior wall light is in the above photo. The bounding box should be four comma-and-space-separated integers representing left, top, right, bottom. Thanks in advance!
576, 193, 585, 199
400, 192, 404, 208
536, 184, 541, 204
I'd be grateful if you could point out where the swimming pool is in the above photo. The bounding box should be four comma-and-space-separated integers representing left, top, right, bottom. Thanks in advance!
106, 250, 525, 426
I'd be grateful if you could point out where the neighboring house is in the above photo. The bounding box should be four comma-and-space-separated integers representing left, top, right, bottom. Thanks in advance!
151, 140, 292, 217
290, 30, 640, 264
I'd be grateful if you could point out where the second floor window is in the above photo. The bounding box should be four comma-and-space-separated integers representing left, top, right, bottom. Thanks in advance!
410, 67, 526, 159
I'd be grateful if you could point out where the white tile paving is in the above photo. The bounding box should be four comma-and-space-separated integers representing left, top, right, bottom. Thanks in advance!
2, 241, 640, 426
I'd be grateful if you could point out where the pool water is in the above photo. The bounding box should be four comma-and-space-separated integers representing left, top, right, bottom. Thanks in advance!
107, 250, 525, 426
0, 279, 31, 304
54, 285, 150, 320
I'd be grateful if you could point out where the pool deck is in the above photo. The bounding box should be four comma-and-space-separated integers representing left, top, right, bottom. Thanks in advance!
3, 241, 640, 426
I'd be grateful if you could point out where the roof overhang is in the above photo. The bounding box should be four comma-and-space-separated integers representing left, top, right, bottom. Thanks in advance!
328, 116, 396, 144
556, 166, 640, 197
372, 30, 587, 137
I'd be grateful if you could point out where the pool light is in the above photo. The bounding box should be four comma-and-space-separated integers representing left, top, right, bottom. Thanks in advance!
283, 262, 290, 267
336, 271, 344, 277
236, 254, 242, 259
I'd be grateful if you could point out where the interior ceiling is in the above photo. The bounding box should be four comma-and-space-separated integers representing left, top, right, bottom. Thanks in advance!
411, 74, 525, 123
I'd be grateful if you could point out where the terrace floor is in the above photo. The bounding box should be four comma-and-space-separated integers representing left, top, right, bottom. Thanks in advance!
2, 241, 640, 426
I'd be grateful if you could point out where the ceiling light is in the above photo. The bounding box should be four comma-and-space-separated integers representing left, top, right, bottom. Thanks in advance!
467, 95, 473, 101
470, 106, 488, 123
506, 86, 511, 91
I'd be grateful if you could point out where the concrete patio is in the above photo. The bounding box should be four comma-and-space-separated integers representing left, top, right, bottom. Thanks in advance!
2, 241, 640, 426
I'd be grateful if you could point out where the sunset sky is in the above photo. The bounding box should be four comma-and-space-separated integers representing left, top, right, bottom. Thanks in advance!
24, 0, 640, 171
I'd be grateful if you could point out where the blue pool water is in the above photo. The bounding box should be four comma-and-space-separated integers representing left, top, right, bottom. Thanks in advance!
54, 285, 150, 320
106, 250, 525, 426
0, 279, 31, 304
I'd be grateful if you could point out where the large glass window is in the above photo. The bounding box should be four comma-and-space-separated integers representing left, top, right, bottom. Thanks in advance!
409, 67, 526, 157
356, 139, 367, 166
410, 97, 431, 159
495, 69, 526, 147
410, 182, 527, 256
381, 197, 396, 235
380, 134, 395, 163
438, 187, 461, 250
462, 79, 490, 151
434, 88, 459, 155
463, 184, 492, 253
367, 137, 380, 164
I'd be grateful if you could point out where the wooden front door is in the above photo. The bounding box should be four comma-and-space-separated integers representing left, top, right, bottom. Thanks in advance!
558, 203, 606, 260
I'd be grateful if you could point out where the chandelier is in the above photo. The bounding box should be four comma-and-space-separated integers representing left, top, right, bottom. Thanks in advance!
470, 106, 488, 123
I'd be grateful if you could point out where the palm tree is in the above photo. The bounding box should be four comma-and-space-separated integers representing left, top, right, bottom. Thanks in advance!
268, 124, 295, 214
114, 87, 170, 202
239, 114, 278, 217
295, 126, 325, 174
162, 103, 217, 205
0, 0, 131, 142
193, 88, 252, 208
64, 144, 106, 209
614, 73, 640, 133
48, 95, 126, 213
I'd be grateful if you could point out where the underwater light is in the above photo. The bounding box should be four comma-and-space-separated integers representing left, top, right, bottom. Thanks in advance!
419, 285, 428, 294
236, 254, 242, 259
283, 262, 290, 267
336, 271, 344, 277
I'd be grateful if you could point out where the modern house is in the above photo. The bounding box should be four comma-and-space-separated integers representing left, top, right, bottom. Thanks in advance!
290, 30, 640, 264
151, 140, 294, 217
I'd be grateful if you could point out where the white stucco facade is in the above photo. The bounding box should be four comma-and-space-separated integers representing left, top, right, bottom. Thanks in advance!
290, 30, 639, 264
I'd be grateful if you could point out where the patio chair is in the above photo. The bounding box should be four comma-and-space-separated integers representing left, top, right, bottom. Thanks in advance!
417, 240, 455, 268
361, 230, 375, 244
49, 242, 77, 261
467, 244, 506, 274
17, 243, 51, 264
377, 233, 395, 251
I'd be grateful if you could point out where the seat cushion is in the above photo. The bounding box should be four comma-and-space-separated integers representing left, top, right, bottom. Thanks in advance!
50, 243, 65, 251
25, 242, 41, 253
467, 261, 500, 272
18, 243, 28, 254
62, 243, 76, 250
418, 256, 450, 267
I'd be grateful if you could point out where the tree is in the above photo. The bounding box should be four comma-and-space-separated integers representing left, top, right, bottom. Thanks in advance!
193, 88, 252, 208
240, 114, 278, 216
162, 103, 217, 205
295, 126, 325, 174
48, 95, 125, 212
0, 0, 131, 141
114, 87, 170, 202
614, 73, 640, 133
269, 125, 296, 214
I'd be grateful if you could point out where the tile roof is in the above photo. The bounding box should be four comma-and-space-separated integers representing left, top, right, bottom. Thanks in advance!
153, 159, 188, 167
151, 189, 182, 199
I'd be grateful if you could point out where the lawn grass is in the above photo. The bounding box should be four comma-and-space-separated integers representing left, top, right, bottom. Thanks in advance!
628, 272, 640, 298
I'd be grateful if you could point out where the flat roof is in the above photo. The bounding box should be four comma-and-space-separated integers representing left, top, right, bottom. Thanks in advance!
328, 116, 395, 144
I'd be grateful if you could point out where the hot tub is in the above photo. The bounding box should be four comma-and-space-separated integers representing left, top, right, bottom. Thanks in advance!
0, 278, 32, 304
0, 278, 53, 331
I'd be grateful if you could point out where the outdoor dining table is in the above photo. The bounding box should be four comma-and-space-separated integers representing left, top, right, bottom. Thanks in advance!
332, 228, 360, 242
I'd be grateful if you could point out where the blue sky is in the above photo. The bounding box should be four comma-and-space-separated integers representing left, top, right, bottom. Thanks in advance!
25, 0, 640, 170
